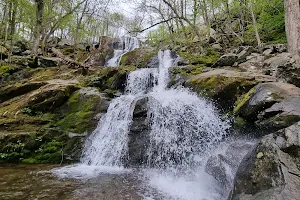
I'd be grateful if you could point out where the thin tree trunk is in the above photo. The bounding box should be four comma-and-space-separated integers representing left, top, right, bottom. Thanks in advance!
33, 0, 44, 55
284, 0, 300, 58
249, 2, 261, 47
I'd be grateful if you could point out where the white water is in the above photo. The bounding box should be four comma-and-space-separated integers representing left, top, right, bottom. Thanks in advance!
53, 50, 253, 200
106, 36, 139, 67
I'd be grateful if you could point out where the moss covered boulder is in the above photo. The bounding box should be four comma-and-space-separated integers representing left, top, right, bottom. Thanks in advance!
24, 84, 79, 112
120, 48, 157, 68
0, 82, 47, 103
234, 82, 300, 132
53, 87, 109, 134
185, 69, 275, 109
88, 66, 136, 93
179, 47, 220, 66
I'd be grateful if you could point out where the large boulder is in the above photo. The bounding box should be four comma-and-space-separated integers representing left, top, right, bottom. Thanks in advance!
0, 82, 47, 103
229, 122, 300, 200
185, 69, 275, 109
120, 48, 157, 68
24, 84, 79, 112
54, 87, 109, 135
127, 97, 150, 166
263, 53, 300, 87
234, 82, 300, 132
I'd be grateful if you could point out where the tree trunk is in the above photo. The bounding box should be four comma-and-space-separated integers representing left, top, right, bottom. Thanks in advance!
250, 2, 261, 47
33, 0, 44, 55
284, 0, 300, 57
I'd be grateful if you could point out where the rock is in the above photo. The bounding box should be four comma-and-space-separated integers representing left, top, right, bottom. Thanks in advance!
229, 122, 300, 200
234, 82, 300, 132
88, 66, 135, 92
0, 82, 47, 103
185, 69, 275, 109
238, 54, 265, 73
24, 84, 79, 112
57, 39, 74, 48
263, 53, 294, 76
205, 141, 254, 193
9, 56, 34, 66
36, 56, 62, 68
0, 46, 8, 60
263, 48, 273, 55
211, 43, 223, 51
264, 43, 287, 53
54, 87, 109, 134
262, 53, 300, 88
236, 46, 255, 63
147, 54, 160, 68
212, 54, 238, 67
120, 48, 156, 68
127, 97, 150, 166
21, 50, 32, 56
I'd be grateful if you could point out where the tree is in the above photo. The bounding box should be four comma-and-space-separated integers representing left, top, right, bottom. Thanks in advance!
33, 0, 44, 55
284, 0, 300, 58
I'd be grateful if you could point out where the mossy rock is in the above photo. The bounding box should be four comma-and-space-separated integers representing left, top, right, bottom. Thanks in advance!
0, 129, 84, 164
24, 84, 79, 112
186, 73, 257, 109
88, 66, 136, 92
0, 82, 47, 103
52, 88, 108, 134
120, 48, 157, 68
179, 47, 220, 66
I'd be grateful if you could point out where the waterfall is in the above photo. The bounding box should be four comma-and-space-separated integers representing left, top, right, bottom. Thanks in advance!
53, 50, 252, 200
106, 36, 139, 67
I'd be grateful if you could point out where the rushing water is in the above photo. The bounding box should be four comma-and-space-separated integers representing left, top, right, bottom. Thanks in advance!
106, 36, 139, 67
48, 50, 254, 200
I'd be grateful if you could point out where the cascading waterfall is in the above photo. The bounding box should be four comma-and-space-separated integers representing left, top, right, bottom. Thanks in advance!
106, 36, 139, 67
53, 50, 253, 200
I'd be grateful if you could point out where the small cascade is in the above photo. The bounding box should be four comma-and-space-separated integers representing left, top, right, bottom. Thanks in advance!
106, 36, 139, 67
54, 49, 253, 200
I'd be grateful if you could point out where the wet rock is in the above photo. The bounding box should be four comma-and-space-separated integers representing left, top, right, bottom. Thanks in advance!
185, 69, 275, 109
212, 54, 238, 67
127, 97, 150, 166
234, 82, 300, 132
147, 54, 160, 68
0, 82, 47, 103
205, 142, 254, 192
88, 66, 135, 92
229, 122, 300, 200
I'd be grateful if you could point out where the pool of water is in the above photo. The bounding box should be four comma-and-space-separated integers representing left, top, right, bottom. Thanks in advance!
0, 164, 152, 200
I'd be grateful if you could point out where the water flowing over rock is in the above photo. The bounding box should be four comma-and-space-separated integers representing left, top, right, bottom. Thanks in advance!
106, 36, 139, 67
54, 50, 251, 200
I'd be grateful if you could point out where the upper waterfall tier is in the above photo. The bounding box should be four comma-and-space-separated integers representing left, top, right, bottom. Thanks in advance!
106, 36, 139, 67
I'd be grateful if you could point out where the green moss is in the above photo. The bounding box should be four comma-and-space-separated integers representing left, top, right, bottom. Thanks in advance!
52, 90, 101, 134
0, 65, 10, 75
233, 87, 255, 114
179, 48, 220, 66
120, 48, 157, 68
